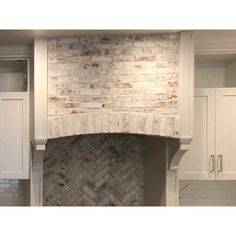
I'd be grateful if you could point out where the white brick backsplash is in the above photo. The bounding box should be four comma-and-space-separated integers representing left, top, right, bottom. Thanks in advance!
91, 56, 112, 62
48, 34, 180, 138
80, 102, 102, 108
134, 41, 156, 48
80, 89, 102, 96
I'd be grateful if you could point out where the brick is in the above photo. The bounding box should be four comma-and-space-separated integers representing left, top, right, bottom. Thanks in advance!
137, 114, 146, 133
123, 48, 144, 55
95, 114, 102, 133
48, 33, 180, 138
130, 113, 138, 133
91, 56, 111, 62
80, 102, 102, 109
145, 114, 154, 135
109, 113, 117, 133
116, 113, 123, 132
88, 114, 95, 134
134, 41, 156, 48
123, 113, 131, 132
80, 89, 102, 96
102, 113, 109, 133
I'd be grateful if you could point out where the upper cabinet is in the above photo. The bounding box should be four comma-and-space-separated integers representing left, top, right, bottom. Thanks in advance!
180, 88, 236, 180
0, 59, 29, 179
180, 53, 236, 180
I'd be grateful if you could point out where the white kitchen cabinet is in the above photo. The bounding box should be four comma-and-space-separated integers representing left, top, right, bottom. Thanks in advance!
180, 88, 236, 180
0, 60, 29, 179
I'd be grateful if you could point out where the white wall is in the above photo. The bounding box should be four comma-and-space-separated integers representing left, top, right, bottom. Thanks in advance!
195, 62, 226, 88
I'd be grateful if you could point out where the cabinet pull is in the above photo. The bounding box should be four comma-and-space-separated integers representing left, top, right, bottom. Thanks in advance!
217, 155, 223, 172
210, 155, 215, 172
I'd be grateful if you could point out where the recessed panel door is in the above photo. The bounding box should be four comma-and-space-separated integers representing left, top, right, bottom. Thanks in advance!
0, 92, 29, 179
216, 88, 236, 180
180, 89, 215, 180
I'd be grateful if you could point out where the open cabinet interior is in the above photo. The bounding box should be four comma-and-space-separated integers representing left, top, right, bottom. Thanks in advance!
0, 60, 28, 92
179, 53, 236, 206
195, 53, 236, 88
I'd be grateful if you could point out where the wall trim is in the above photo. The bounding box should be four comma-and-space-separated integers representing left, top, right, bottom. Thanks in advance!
31, 139, 47, 151
195, 38, 236, 54
169, 31, 194, 171
179, 31, 194, 140
34, 38, 48, 141
30, 38, 48, 206
169, 138, 192, 170
0, 45, 31, 58
195, 62, 226, 68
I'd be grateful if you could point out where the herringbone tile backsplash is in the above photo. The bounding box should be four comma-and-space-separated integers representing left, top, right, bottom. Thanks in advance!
43, 134, 144, 206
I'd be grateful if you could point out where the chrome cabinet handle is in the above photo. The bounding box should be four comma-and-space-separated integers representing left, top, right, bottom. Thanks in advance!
217, 155, 223, 172
210, 155, 215, 172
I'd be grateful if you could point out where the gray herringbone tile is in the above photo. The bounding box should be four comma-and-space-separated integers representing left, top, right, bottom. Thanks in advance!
43, 134, 144, 206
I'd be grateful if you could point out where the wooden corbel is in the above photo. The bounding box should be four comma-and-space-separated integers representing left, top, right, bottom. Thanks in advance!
168, 138, 192, 170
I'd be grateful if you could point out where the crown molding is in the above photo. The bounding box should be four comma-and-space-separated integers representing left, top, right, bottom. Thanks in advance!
0, 45, 31, 57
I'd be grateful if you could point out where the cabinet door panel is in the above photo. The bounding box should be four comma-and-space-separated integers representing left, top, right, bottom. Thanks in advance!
216, 88, 236, 180
180, 89, 215, 180
0, 92, 29, 179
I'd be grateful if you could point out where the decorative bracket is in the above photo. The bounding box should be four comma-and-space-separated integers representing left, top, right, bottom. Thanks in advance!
31, 139, 47, 168
169, 138, 192, 170
31, 139, 47, 151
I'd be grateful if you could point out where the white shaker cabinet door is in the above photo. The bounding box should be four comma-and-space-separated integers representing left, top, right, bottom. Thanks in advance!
179, 89, 216, 180
216, 88, 236, 180
0, 92, 29, 179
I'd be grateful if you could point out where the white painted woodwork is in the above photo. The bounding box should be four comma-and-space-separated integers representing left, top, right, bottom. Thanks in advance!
195, 33, 236, 54
30, 149, 43, 206
216, 88, 236, 180
166, 168, 179, 205
30, 38, 48, 206
180, 88, 236, 180
0, 45, 31, 58
33, 38, 48, 144
168, 31, 194, 171
179, 31, 194, 140
180, 89, 215, 180
0, 92, 29, 179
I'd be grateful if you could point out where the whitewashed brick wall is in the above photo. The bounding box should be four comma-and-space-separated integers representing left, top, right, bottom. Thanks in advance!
48, 34, 180, 138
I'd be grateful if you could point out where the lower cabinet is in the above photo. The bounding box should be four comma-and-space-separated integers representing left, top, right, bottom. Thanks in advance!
180, 88, 236, 180
0, 92, 29, 179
